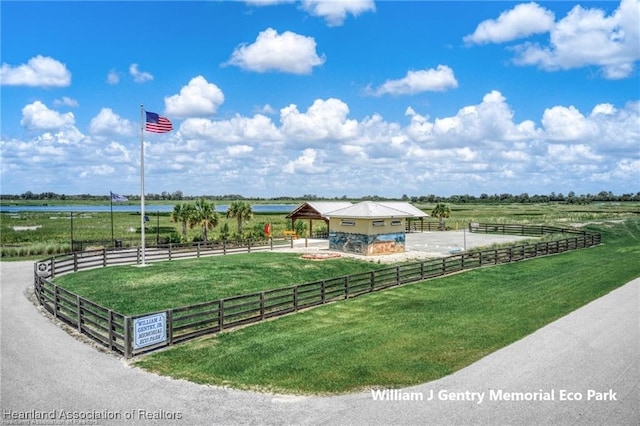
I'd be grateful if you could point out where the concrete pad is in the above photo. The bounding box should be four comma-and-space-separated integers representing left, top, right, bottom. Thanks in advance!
283, 231, 533, 263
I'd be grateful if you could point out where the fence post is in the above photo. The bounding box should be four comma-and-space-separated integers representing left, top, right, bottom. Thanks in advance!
123, 316, 131, 359
168, 244, 172, 261
396, 266, 401, 285
167, 309, 173, 346
321, 280, 326, 303
137, 247, 141, 264
370, 271, 375, 292
53, 284, 59, 319
197, 243, 201, 258
50, 257, 56, 278
442, 258, 446, 275
103, 248, 107, 267
74, 253, 78, 272
260, 292, 265, 320
222, 241, 226, 255
247, 239, 251, 253
219, 300, 224, 331
344, 276, 349, 299
294, 287, 299, 311
107, 309, 114, 350
76, 295, 82, 332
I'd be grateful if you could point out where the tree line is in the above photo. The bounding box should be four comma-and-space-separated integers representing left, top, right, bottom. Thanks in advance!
2, 190, 639, 204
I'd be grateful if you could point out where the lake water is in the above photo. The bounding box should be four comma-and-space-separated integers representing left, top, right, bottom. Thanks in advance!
0, 203, 298, 214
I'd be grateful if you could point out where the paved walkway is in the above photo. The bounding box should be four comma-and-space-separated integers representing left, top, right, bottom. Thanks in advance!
1, 261, 637, 425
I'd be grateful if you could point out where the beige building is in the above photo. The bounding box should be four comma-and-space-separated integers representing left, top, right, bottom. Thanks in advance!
328, 201, 417, 255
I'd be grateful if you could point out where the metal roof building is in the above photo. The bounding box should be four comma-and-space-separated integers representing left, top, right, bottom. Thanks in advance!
286, 201, 428, 255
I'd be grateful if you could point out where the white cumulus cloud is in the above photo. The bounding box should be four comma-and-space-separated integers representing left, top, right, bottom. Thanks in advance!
227, 145, 254, 156
179, 114, 280, 142
89, 108, 135, 136
280, 98, 358, 141
225, 28, 325, 74
369, 65, 458, 96
20, 101, 75, 131
301, 0, 375, 26
464, 2, 555, 44
284, 148, 327, 174
165, 76, 225, 117
513, 0, 640, 79
1, 55, 71, 87
407, 90, 541, 145
541, 105, 599, 141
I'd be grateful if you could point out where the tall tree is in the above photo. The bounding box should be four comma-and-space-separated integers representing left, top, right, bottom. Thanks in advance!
171, 202, 193, 239
188, 198, 218, 242
226, 201, 253, 235
431, 203, 451, 231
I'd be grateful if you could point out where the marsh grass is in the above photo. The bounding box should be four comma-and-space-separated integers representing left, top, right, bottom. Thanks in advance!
134, 219, 640, 394
2, 202, 638, 258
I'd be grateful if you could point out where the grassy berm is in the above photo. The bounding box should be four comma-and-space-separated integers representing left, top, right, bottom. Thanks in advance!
111, 220, 640, 393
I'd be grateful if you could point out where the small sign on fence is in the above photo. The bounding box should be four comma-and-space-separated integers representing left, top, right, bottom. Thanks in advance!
133, 313, 167, 350
36, 262, 50, 277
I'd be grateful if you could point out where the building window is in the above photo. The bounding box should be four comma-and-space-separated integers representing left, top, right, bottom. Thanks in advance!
391, 219, 402, 226
372, 220, 385, 227
340, 219, 355, 226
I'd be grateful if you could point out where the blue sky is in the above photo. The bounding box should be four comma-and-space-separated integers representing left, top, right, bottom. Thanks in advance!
1, 0, 638, 198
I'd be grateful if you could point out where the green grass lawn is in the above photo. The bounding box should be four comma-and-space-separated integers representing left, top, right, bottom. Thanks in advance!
133, 219, 640, 394
53, 252, 389, 315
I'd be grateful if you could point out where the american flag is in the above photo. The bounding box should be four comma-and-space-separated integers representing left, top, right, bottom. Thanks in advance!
145, 111, 173, 133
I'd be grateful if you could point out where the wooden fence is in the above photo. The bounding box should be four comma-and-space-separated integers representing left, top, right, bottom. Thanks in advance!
468, 222, 590, 236
406, 220, 442, 232
36, 238, 281, 278
33, 224, 601, 358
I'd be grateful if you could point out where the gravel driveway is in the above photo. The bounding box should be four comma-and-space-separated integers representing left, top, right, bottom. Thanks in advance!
1, 260, 637, 425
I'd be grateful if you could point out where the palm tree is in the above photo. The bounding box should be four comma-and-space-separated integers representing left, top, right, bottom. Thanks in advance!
188, 198, 218, 242
226, 201, 253, 236
431, 203, 451, 231
171, 202, 192, 240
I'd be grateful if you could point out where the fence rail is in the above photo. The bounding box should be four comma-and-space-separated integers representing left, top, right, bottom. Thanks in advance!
33, 223, 601, 358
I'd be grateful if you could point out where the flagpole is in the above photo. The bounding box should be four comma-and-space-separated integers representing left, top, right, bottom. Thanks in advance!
110, 193, 114, 247
140, 104, 146, 266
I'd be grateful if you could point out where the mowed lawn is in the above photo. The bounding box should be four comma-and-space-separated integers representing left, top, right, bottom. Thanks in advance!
133, 219, 640, 394
53, 252, 389, 315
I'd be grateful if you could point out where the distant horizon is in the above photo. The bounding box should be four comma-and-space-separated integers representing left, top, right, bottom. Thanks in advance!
2, 189, 638, 202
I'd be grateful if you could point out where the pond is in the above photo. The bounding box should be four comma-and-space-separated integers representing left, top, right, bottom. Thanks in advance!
0, 203, 298, 214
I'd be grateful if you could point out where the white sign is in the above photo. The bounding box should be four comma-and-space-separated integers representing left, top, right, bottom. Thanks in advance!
133, 313, 167, 350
